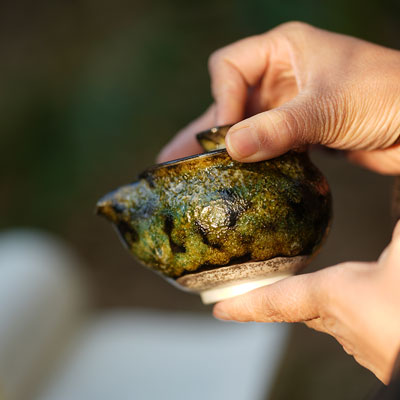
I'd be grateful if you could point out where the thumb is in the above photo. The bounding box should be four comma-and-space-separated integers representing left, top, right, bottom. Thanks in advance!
226, 94, 326, 161
213, 272, 324, 323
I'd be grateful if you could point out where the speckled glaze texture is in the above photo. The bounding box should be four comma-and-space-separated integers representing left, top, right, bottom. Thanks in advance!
97, 130, 331, 279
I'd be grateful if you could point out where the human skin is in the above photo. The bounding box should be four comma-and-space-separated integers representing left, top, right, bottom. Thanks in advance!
157, 22, 400, 383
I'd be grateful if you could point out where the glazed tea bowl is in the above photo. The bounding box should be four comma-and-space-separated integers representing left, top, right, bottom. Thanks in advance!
97, 126, 332, 303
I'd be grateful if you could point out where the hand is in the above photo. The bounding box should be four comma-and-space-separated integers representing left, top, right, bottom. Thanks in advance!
158, 22, 400, 174
213, 220, 400, 384
157, 22, 400, 383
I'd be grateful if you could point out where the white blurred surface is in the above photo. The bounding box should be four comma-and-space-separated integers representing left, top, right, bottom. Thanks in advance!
36, 310, 288, 400
0, 230, 87, 400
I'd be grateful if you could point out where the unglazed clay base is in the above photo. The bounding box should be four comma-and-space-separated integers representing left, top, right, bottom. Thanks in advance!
175, 255, 310, 304
200, 273, 292, 304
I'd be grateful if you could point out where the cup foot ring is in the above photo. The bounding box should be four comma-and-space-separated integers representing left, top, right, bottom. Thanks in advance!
200, 272, 292, 304
174, 255, 310, 304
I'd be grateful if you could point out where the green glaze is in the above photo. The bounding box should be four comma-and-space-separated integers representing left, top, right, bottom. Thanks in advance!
97, 126, 331, 279
196, 125, 230, 151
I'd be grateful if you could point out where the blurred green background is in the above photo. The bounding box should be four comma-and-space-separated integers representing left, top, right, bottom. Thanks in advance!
1, 0, 399, 398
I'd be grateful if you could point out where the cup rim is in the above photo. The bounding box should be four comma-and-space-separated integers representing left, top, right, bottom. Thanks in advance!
145, 125, 232, 173
144, 148, 227, 174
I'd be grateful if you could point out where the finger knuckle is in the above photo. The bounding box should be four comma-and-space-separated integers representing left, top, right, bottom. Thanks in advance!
282, 107, 305, 143
285, 93, 344, 147
208, 45, 234, 73
317, 91, 347, 146
321, 315, 337, 332
312, 268, 338, 310
252, 122, 270, 148
207, 49, 224, 72
251, 112, 283, 151
274, 21, 312, 34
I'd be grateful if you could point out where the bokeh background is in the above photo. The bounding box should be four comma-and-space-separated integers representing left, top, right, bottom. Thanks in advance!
1, 0, 399, 399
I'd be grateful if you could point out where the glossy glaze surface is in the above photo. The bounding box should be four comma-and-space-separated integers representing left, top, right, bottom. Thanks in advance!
97, 137, 331, 279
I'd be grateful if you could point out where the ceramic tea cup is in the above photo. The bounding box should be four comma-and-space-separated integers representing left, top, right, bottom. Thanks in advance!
97, 126, 332, 303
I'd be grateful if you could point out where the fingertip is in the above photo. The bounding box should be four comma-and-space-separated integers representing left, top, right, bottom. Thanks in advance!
213, 296, 255, 322
213, 303, 233, 321
226, 111, 292, 162
225, 123, 257, 160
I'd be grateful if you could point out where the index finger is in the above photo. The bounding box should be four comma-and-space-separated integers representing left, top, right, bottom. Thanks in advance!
208, 34, 272, 125
213, 271, 324, 323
